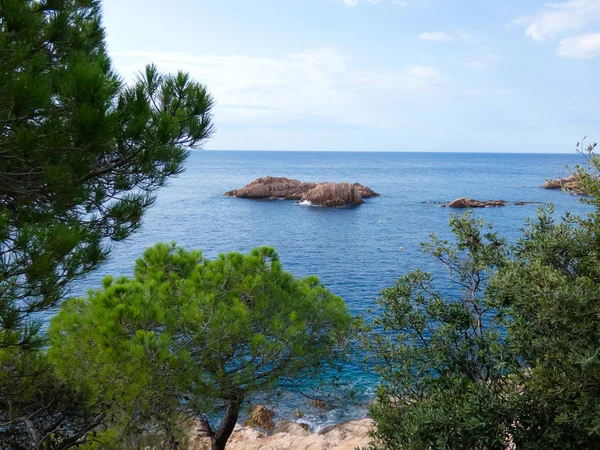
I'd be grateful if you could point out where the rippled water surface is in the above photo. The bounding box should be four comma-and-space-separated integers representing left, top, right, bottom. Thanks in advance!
68, 151, 591, 427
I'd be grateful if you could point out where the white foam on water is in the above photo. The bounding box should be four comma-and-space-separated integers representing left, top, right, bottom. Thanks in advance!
298, 200, 313, 206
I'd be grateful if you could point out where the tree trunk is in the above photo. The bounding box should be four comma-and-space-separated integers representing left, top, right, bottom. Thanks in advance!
24, 417, 41, 448
211, 398, 242, 450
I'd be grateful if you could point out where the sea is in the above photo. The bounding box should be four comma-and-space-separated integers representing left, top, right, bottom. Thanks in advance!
68, 150, 591, 430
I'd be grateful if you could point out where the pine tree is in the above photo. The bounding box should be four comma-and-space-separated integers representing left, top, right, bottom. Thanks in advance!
0, 0, 214, 349
50, 244, 353, 450
0, 1, 214, 447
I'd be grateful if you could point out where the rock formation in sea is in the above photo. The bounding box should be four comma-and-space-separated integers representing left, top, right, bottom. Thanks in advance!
224, 176, 318, 200
443, 198, 507, 208
541, 175, 586, 195
442, 198, 542, 208
224, 176, 380, 208
351, 182, 379, 199
298, 182, 364, 207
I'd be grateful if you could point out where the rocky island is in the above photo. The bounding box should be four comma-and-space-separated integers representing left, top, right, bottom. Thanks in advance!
224, 176, 380, 207
442, 198, 507, 208
541, 174, 587, 195
442, 198, 541, 208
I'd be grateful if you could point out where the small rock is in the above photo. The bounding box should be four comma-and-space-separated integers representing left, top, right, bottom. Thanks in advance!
294, 409, 304, 418
311, 399, 328, 409
272, 421, 310, 436
445, 198, 507, 208
245, 405, 275, 430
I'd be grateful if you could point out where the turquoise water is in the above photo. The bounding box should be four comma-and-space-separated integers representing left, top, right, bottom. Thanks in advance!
70, 151, 591, 428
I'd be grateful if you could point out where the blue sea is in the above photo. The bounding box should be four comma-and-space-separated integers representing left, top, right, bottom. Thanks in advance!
70, 151, 591, 429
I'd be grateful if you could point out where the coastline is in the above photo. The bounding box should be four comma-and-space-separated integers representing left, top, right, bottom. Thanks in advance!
189, 418, 374, 450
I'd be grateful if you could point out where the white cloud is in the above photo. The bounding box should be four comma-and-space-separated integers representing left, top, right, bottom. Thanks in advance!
557, 32, 600, 57
515, 0, 600, 42
110, 48, 443, 129
419, 32, 455, 42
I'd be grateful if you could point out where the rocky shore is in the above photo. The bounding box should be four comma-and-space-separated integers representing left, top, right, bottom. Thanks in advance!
189, 418, 374, 450
225, 176, 380, 207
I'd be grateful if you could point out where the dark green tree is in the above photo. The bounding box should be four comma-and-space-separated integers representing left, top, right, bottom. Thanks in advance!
363, 140, 600, 449
49, 244, 353, 450
488, 205, 600, 448
363, 215, 514, 450
0, 346, 104, 449
488, 140, 600, 448
1, 1, 214, 447
0, 0, 214, 350
361, 214, 518, 449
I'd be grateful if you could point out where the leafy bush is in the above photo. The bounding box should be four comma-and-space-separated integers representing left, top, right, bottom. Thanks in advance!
362, 215, 518, 449
364, 141, 600, 449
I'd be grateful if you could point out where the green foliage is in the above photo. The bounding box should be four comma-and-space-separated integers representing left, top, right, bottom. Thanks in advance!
362, 214, 518, 449
569, 138, 599, 199
1, 1, 214, 447
0, 346, 104, 448
365, 141, 600, 449
490, 208, 600, 447
0, 0, 214, 350
49, 243, 353, 449
486, 142, 600, 448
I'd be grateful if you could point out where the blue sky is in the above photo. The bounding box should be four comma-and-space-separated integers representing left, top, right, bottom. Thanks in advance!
102, 0, 599, 152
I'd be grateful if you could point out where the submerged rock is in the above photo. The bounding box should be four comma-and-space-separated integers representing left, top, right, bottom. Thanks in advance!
225, 176, 379, 207
310, 399, 328, 409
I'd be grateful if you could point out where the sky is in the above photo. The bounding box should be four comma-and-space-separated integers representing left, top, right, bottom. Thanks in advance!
101, 0, 600, 152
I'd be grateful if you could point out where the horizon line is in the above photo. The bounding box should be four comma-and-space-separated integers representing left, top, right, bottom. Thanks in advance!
198, 149, 577, 155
